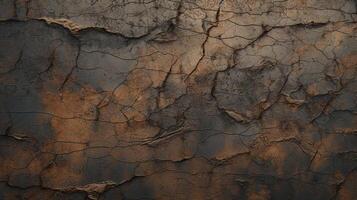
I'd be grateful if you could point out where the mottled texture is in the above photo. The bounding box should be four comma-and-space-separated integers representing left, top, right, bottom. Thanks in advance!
0, 0, 357, 199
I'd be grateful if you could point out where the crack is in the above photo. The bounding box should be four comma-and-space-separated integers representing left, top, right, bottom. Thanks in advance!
58, 40, 80, 92
329, 168, 357, 200
184, 0, 225, 80
0, 49, 23, 75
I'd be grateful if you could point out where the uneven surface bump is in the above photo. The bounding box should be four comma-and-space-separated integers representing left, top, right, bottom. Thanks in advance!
0, 0, 357, 199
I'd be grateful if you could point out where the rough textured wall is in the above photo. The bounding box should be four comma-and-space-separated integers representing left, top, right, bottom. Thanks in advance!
0, 0, 357, 199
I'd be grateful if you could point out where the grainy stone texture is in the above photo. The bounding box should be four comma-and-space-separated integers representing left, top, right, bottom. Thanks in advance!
0, 0, 357, 199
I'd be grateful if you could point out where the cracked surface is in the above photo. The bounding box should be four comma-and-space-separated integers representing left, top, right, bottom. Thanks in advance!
0, 0, 357, 199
